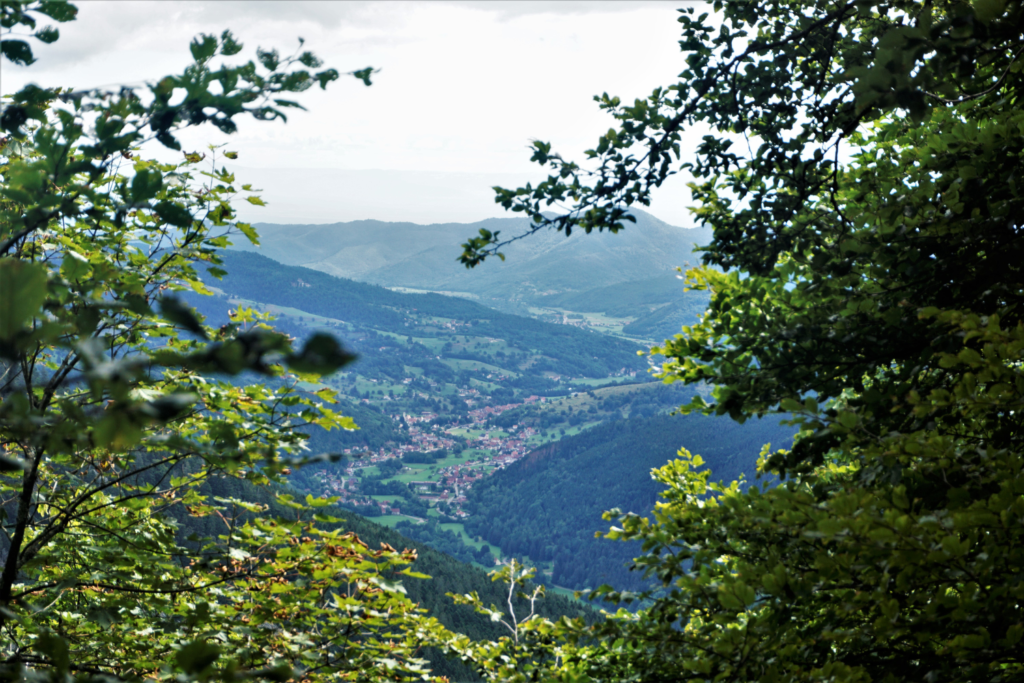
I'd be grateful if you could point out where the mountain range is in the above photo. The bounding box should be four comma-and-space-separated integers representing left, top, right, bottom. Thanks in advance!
229, 209, 713, 315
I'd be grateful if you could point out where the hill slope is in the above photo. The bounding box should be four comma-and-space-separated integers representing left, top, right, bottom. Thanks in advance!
537, 274, 712, 340
206, 250, 647, 380
462, 413, 793, 594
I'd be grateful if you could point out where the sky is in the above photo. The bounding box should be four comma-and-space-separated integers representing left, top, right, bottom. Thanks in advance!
2, 1, 710, 226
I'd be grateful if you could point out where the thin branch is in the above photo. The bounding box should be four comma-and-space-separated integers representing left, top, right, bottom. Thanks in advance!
922, 44, 1024, 105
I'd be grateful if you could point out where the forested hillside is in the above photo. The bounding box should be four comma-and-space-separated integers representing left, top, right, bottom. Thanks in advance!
206, 250, 646, 379
178, 250, 699, 571
463, 413, 794, 593
187, 251, 785, 598
534, 275, 697, 317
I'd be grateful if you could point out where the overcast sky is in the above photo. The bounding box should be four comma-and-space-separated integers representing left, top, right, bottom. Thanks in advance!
3, 1, 710, 226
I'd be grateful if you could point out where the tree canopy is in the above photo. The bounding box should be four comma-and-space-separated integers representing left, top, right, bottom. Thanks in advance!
452, 0, 1024, 681
0, 2, 452, 681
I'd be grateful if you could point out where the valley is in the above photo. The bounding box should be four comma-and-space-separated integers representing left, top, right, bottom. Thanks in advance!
185, 216, 786, 592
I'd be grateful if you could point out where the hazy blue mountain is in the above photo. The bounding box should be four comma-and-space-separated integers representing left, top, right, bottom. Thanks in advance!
230, 209, 712, 309
537, 274, 712, 339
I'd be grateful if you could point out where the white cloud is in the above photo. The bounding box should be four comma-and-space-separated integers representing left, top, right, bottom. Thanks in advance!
3, 0, 711, 227
437, 1, 694, 19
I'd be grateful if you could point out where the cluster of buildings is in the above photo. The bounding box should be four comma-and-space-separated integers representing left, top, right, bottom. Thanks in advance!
337, 412, 456, 462
557, 315, 591, 329
438, 320, 471, 332
308, 395, 544, 519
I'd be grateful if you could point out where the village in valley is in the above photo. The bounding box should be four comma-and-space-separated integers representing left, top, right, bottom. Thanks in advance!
308, 396, 548, 521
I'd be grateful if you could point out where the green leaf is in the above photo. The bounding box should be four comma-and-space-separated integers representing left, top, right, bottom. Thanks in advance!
33, 633, 70, 675
257, 47, 280, 71
124, 293, 154, 316
351, 67, 374, 86
0, 104, 29, 133
189, 33, 218, 63
316, 68, 340, 89
12, 83, 54, 106
37, 1, 79, 23
817, 518, 846, 538
1, 39, 35, 66
973, 0, 1007, 23
836, 411, 858, 429
276, 493, 305, 510
287, 333, 357, 375
401, 569, 432, 580
176, 640, 221, 674
156, 131, 181, 151
219, 30, 243, 55
158, 296, 209, 339
60, 250, 90, 281
93, 411, 143, 449
298, 51, 322, 68
72, 306, 99, 336
780, 398, 803, 412
130, 166, 163, 202
34, 26, 59, 44
235, 221, 259, 245
154, 200, 193, 227
0, 259, 47, 341
717, 586, 745, 611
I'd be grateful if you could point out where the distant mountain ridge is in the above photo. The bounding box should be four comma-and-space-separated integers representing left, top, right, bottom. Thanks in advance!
230, 209, 712, 309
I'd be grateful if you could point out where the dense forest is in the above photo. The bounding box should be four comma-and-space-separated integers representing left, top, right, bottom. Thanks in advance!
463, 413, 792, 592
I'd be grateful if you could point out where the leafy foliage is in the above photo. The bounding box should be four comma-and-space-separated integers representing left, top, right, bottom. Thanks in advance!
0, 3, 452, 681
452, 1, 1024, 681
439, 560, 590, 683
164, 472, 595, 683
0, 0, 77, 67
